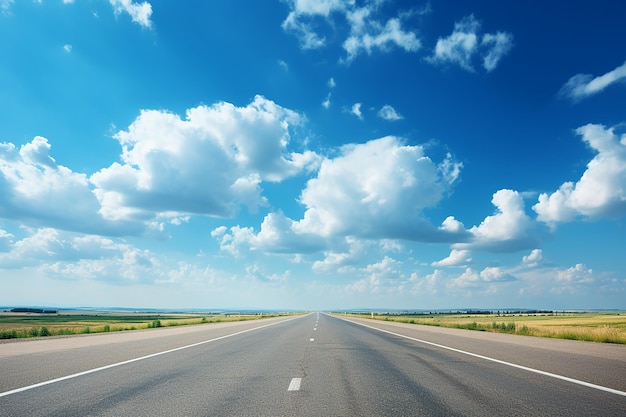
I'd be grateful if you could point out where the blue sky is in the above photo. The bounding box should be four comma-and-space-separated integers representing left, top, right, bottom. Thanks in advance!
1, 0, 625, 310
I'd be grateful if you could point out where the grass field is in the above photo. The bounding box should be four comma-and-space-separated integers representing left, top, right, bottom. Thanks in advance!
347, 312, 626, 344
0, 312, 291, 339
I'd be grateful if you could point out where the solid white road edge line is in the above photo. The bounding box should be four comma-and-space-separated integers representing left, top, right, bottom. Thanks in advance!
288, 378, 302, 391
336, 315, 626, 397
0, 314, 308, 398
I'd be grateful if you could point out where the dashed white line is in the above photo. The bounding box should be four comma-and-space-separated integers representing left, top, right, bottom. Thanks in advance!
310, 338, 314, 341
288, 378, 302, 391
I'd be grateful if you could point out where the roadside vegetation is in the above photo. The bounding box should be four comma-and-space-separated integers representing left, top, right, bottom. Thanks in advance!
345, 312, 626, 344
0, 312, 293, 340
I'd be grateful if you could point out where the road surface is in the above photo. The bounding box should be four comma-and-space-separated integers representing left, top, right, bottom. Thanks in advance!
1, 313, 625, 416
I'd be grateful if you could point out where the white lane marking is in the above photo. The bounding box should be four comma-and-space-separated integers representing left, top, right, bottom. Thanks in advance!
314, 328, 317, 331
288, 377, 302, 391
0, 314, 308, 398
310, 338, 314, 341
338, 317, 626, 398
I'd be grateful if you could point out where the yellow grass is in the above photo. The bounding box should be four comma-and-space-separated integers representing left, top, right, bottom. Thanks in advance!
349, 312, 626, 344
0, 312, 293, 339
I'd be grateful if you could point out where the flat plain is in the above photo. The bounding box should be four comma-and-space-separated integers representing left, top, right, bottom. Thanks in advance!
0, 311, 290, 339
345, 312, 626, 343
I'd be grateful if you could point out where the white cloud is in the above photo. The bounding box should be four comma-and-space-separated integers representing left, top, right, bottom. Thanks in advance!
212, 225, 255, 257
322, 78, 335, 109
286, 0, 347, 17
251, 211, 327, 254
481, 32, 514, 72
281, 0, 346, 49
347, 256, 405, 294
457, 189, 537, 252
343, 15, 421, 63
350, 102, 363, 119
214, 136, 466, 256
439, 216, 466, 234
282, 1, 421, 61
377, 104, 403, 121
555, 263, 595, 287
522, 249, 543, 267
295, 136, 464, 241
312, 238, 364, 272
91, 96, 320, 222
322, 92, 332, 109
428, 15, 513, 72
0, 137, 139, 236
0, 229, 13, 252
431, 249, 471, 267
63, 44, 72, 53
451, 266, 516, 289
246, 263, 290, 284
109, 0, 153, 29
560, 60, 626, 102
533, 124, 626, 224
0, 228, 159, 285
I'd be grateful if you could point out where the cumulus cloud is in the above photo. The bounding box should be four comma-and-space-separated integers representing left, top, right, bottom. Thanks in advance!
0, 228, 155, 284
0, 97, 320, 237
431, 249, 472, 267
0, 137, 138, 236
451, 266, 516, 289
428, 15, 513, 72
522, 249, 543, 267
377, 104, 403, 121
63, 44, 72, 53
91, 96, 320, 222
282, 0, 421, 62
456, 189, 537, 252
0, 229, 14, 252
312, 238, 364, 272
347, 256, 405, 294
110, 0, 153, 29
295, 136, 464, 241
560, 60, 626, 102
533, 124, 626, 224
552, 263, 595, 294
249, 211, 327, 254
213, 136, 466, 256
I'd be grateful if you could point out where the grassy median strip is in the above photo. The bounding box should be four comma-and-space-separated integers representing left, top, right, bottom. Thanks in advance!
0, 312, 292, 339
345, 312, 626, 344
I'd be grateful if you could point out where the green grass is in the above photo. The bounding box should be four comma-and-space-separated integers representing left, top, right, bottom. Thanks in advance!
345, 312, 626, 344
0, 312, 293, 339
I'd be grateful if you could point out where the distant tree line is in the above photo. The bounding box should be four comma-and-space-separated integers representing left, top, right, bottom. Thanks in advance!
9, 308, 58, 314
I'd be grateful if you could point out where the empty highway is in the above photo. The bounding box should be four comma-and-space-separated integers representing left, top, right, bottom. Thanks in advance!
1, 313, 625, 416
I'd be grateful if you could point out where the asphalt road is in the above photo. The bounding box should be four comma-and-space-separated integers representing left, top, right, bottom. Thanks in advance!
1, 313, 625, 416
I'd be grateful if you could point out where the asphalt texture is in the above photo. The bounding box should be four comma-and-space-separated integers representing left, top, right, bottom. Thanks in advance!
1, 313, 625, 416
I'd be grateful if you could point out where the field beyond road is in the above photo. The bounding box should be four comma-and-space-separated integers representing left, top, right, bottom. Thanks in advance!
0, 311, 294, 340
344, 312, 626, 344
